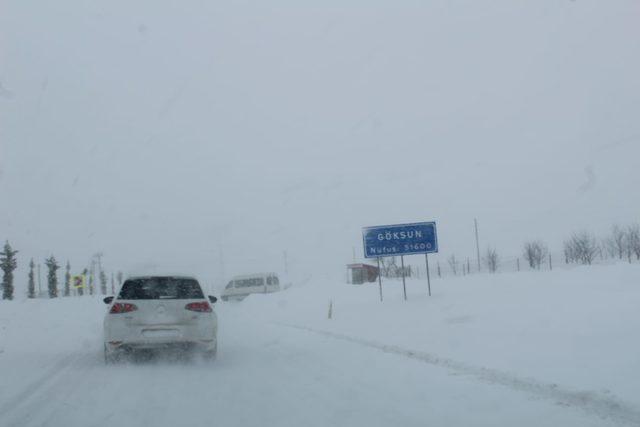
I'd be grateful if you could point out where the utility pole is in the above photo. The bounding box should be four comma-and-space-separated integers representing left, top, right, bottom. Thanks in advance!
474, 218, 481, 272
283, 250, 288, 275
94, 252, 103, 273
219, 248, 225, 290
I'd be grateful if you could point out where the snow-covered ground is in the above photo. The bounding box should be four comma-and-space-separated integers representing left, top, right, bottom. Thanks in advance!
1, 264, 639, 427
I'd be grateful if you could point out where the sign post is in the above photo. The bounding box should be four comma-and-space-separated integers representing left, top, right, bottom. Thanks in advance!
400, 255, 407, 301
425, 253, 432, 296
376, 257, 383, 302
362, 222, 438, 300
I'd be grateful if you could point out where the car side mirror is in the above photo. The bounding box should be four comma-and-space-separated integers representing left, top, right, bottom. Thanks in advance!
103, 296, 114, 304
208, 295, 218, 304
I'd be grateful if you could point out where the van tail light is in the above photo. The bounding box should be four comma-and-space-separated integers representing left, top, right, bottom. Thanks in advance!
185, 302, 212, 313
110, 303, 138, 314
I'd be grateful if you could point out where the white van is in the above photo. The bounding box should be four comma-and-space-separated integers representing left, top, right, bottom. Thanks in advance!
221, 273, 280, 301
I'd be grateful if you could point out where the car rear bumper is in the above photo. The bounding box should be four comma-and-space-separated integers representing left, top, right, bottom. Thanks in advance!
106, 338, 217, 353
105, 324, 217, 354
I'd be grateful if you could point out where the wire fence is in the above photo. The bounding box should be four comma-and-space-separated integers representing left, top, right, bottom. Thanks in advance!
376, 251, 640, 283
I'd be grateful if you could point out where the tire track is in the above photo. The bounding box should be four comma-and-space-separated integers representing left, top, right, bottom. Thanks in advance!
0, 353, 92, 427
0, 356, 75, 416
282, 324, 640, 426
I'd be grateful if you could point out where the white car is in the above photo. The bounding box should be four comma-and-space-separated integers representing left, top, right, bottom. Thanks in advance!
103, 275, 218, 363
221, 273, 280, 301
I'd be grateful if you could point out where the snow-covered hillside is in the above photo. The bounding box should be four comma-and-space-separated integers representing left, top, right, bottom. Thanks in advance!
1, 264, 639, 426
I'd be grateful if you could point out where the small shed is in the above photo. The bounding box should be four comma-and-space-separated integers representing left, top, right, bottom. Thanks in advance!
347, 263, 379, 285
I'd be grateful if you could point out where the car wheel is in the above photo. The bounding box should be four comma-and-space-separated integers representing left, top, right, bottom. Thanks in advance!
104, 344, 112, 365
104, 344, 120, 365
203, 342, 217, 361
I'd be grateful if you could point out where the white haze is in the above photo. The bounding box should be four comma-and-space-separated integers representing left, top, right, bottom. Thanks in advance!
1, 0, 639, 286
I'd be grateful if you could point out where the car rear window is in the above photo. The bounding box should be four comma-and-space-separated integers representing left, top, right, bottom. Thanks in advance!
118, 277, 204, 300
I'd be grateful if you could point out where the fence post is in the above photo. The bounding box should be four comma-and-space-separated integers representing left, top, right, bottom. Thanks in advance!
517, 258, 520, 272
400, 255, 407, 301
549, 254, 553, 271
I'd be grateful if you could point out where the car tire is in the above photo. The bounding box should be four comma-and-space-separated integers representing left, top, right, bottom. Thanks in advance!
203, 342, 217, 362
104, 344, 120, 365
104, 344, 112, 365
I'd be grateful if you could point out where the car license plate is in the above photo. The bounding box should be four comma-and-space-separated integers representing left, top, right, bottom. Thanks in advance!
142, 329, 179, 338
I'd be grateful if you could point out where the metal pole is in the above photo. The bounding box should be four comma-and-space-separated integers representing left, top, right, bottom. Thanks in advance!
425, 253, 432, 297
376, 257, 383, 302
283, 251, 288, 274
400, 255, 407, 301
549, 254, 553, 271
219, 248, 225, 287
474, 218, 481, 272
95, 252, 103, 275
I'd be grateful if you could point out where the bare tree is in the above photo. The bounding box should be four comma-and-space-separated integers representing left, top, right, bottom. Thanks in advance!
601, 237, 616, 259
484, 248, 499, 273
447, 254, 459, 275
523, 240, 548, 269
379, 257, 399, 278
627, 224, 640, 261
611, 225, 627, 260
564, 231, 598, 265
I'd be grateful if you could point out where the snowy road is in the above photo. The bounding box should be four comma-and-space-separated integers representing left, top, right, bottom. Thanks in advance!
0, 296, 636, 427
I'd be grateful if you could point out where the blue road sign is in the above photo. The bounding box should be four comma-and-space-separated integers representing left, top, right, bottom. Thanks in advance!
362, 222, 438, 258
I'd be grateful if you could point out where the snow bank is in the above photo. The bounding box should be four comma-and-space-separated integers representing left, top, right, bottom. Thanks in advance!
234, 263, 640, 405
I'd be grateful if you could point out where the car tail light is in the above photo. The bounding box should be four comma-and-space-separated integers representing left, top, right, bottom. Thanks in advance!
185, 301, 212, 313
109, 303, 138, 314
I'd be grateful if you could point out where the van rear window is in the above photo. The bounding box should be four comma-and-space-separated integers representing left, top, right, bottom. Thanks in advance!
235, 278, 264, 288
118, 277, 204, 300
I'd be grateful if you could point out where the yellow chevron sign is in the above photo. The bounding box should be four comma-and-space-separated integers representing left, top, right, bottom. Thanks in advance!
72, 275, 86, 289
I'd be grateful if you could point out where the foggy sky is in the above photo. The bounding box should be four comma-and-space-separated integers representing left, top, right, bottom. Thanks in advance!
1, 0, 639, 287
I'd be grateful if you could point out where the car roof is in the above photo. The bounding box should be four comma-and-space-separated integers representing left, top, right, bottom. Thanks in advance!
125, 275, 199, 281
230, 273, 278, 280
